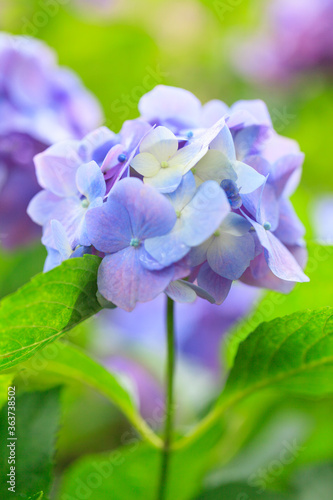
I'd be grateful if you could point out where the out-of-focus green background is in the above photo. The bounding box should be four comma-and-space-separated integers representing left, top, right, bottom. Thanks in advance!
1, 1, 333, 498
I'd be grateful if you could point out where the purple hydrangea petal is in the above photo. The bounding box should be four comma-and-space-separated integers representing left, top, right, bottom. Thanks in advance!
34, 140, 81, 197
145, 219, 190, 267
139, 85, 202, 130
201, 99, 229, 128
27, 189, 61, 226
197, 262, 232, 305
233, 125, 269, 160
207, 232, 255, 280
247, 216, 309, 282
273, 199, 305, 246
229, 100, 272, 127
111, 178, 177, 239
86, 198, 133, 253
120, 119, 152, 152
76, 161, 106, 202
165, 280, 197, 303
97, 246, 174, 311
272, 153, 304, 198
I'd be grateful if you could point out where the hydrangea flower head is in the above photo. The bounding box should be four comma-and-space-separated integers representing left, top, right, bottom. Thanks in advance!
29, 85, 309, 311
0, 33, 102, 249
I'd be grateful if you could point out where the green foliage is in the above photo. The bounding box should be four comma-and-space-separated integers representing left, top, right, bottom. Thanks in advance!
0, 243, 46, 299
226, 243, 333, 366
58, 422, 224, 500
223, 308, 333, 401
0, 387, 61, 498
0, 255, 102, 372
17, 342, 160, 448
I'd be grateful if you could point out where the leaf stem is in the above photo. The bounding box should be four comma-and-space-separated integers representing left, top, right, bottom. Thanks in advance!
157, 297, 176, 500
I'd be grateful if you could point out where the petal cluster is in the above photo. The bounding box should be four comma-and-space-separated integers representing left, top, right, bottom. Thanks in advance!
29, 85, 309, 311
0, 33, 102, 249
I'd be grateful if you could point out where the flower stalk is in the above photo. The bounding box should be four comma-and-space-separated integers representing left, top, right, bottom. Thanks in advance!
157, 297, 176, 500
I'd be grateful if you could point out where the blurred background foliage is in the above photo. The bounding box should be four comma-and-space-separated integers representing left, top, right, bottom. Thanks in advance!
1, 0, 333, 498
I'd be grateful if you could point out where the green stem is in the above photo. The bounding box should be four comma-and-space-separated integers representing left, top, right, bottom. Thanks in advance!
157, 297, 176, 500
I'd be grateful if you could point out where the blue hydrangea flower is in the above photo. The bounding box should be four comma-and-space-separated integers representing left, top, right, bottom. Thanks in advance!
0, 34, 102, 249
145, 172, 230, 266
86, 178, 178, 311
28, 160, 106, 251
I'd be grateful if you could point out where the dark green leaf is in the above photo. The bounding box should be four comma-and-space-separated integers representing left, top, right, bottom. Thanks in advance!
226, 243, 333, 367
0, 255, 102, 372
0, 387, 61, 498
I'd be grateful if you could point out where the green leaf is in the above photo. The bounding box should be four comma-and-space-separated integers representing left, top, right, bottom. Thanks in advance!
17, 341, 161, 448
0, 387, 61, 498
28, 493, 44, 500
226, 243, 333, 367
0, 255, 102, 372
0, 243, 46, 299
178, 308, 333, 449
223, 308, 333, 399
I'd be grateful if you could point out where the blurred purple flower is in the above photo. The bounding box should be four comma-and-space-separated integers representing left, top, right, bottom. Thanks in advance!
0, 33, 103, 249
233, 0, 333, 84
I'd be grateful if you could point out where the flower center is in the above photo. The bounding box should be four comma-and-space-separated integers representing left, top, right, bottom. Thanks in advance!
221, 179, 242, 209
263, 221, 271, 230
81, 199, 89, 208
161, 161, 169, 168
214, 230, 221, 237
187, 131, 194, 139
118, 153, 127, 163
130, 237, 140, 247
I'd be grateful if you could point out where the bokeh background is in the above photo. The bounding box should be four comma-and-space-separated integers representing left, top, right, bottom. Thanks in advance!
1, 0, 333, 498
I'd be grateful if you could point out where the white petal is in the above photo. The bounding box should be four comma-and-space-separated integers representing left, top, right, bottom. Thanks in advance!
131, 152, 161, 177
234, 161, 265, 194
140, 126, 178, 161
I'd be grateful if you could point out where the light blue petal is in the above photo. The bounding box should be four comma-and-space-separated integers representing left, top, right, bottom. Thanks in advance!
210, 124, 236, 160
50, 219, 72, 260
76, 161, 106, 202
207, 232, 255, 280
145, 219, 190, 267
234, 161, 266, 194
181, 181, 230, 246
166, 171, 196, 212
